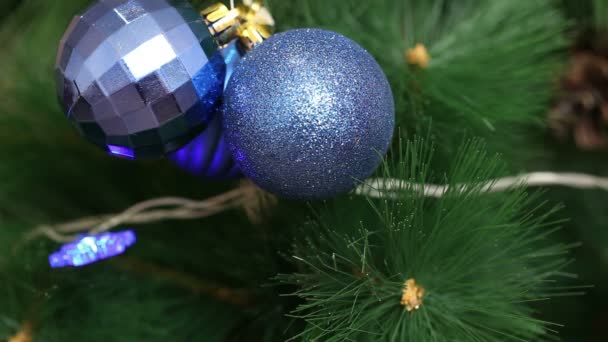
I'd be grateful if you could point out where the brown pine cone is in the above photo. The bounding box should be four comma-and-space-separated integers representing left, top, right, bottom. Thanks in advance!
550, 32, 608, 150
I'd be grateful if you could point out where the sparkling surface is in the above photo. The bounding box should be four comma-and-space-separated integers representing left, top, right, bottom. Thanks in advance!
169, 41, 244, 178
55, 0, 226, 158
223, 29, 395, 199
49, 230, 136, 268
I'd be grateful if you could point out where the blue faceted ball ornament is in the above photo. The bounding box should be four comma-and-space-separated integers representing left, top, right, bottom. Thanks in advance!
55, 0, 226, 159
169, 41, 243, 179
223, 29, 395, 200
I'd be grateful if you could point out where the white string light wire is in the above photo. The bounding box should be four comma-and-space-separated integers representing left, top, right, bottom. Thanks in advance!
356, 172, 608, 198
25, 172, 608, 244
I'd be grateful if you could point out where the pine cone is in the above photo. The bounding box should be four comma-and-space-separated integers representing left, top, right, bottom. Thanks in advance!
550, 32, 608, 150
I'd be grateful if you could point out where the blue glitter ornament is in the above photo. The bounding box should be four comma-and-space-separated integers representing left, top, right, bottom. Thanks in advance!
223, 29, 395, 200
55, 0, 226, 159
169, 41, 244, 178
49, 230, 136, 268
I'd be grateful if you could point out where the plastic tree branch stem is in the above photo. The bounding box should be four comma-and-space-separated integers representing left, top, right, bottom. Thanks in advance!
115, 257, 253, 307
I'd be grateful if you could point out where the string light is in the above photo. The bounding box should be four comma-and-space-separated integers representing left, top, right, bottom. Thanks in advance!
48, 230, 136, 268
24, 172, 608, 245
357, 172, 608, 199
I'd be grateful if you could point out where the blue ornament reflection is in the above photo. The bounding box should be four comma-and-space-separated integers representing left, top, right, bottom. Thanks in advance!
169, 41, 244, 179
169, 113, 240, 178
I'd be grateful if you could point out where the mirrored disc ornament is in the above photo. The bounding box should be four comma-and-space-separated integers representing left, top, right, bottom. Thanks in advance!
55, 0, 226, 158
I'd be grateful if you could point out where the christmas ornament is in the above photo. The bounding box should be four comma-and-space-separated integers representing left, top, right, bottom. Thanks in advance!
223, 29, 395, 200
169, 42, 243, 178
170, 0, 275, 178
55, 0, 227, 159
49, 230, 136, 268
549, 32, 608, 150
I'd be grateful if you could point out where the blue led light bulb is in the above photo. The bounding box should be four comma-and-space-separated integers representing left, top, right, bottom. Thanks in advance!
49, 230, 136, 268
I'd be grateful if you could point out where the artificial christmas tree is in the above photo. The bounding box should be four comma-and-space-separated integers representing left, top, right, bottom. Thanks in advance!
1, 0, 607, 341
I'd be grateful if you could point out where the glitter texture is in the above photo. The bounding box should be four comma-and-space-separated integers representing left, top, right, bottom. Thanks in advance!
169, 41, 244, 178
49, 230, 136, 268
223, 29, 395, 200
55, 0, 226, 158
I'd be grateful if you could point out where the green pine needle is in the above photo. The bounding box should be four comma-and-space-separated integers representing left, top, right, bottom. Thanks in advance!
278, 138, 578, 341
594, 0, 608, 30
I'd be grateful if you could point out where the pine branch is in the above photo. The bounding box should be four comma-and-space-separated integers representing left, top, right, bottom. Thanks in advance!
594, 0, 608, 31
421, 0, 566, 122
278, 138, 579, 341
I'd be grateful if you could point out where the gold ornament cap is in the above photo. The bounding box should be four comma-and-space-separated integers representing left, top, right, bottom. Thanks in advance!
201, 3, 242, 47
201, 0, 275, 50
